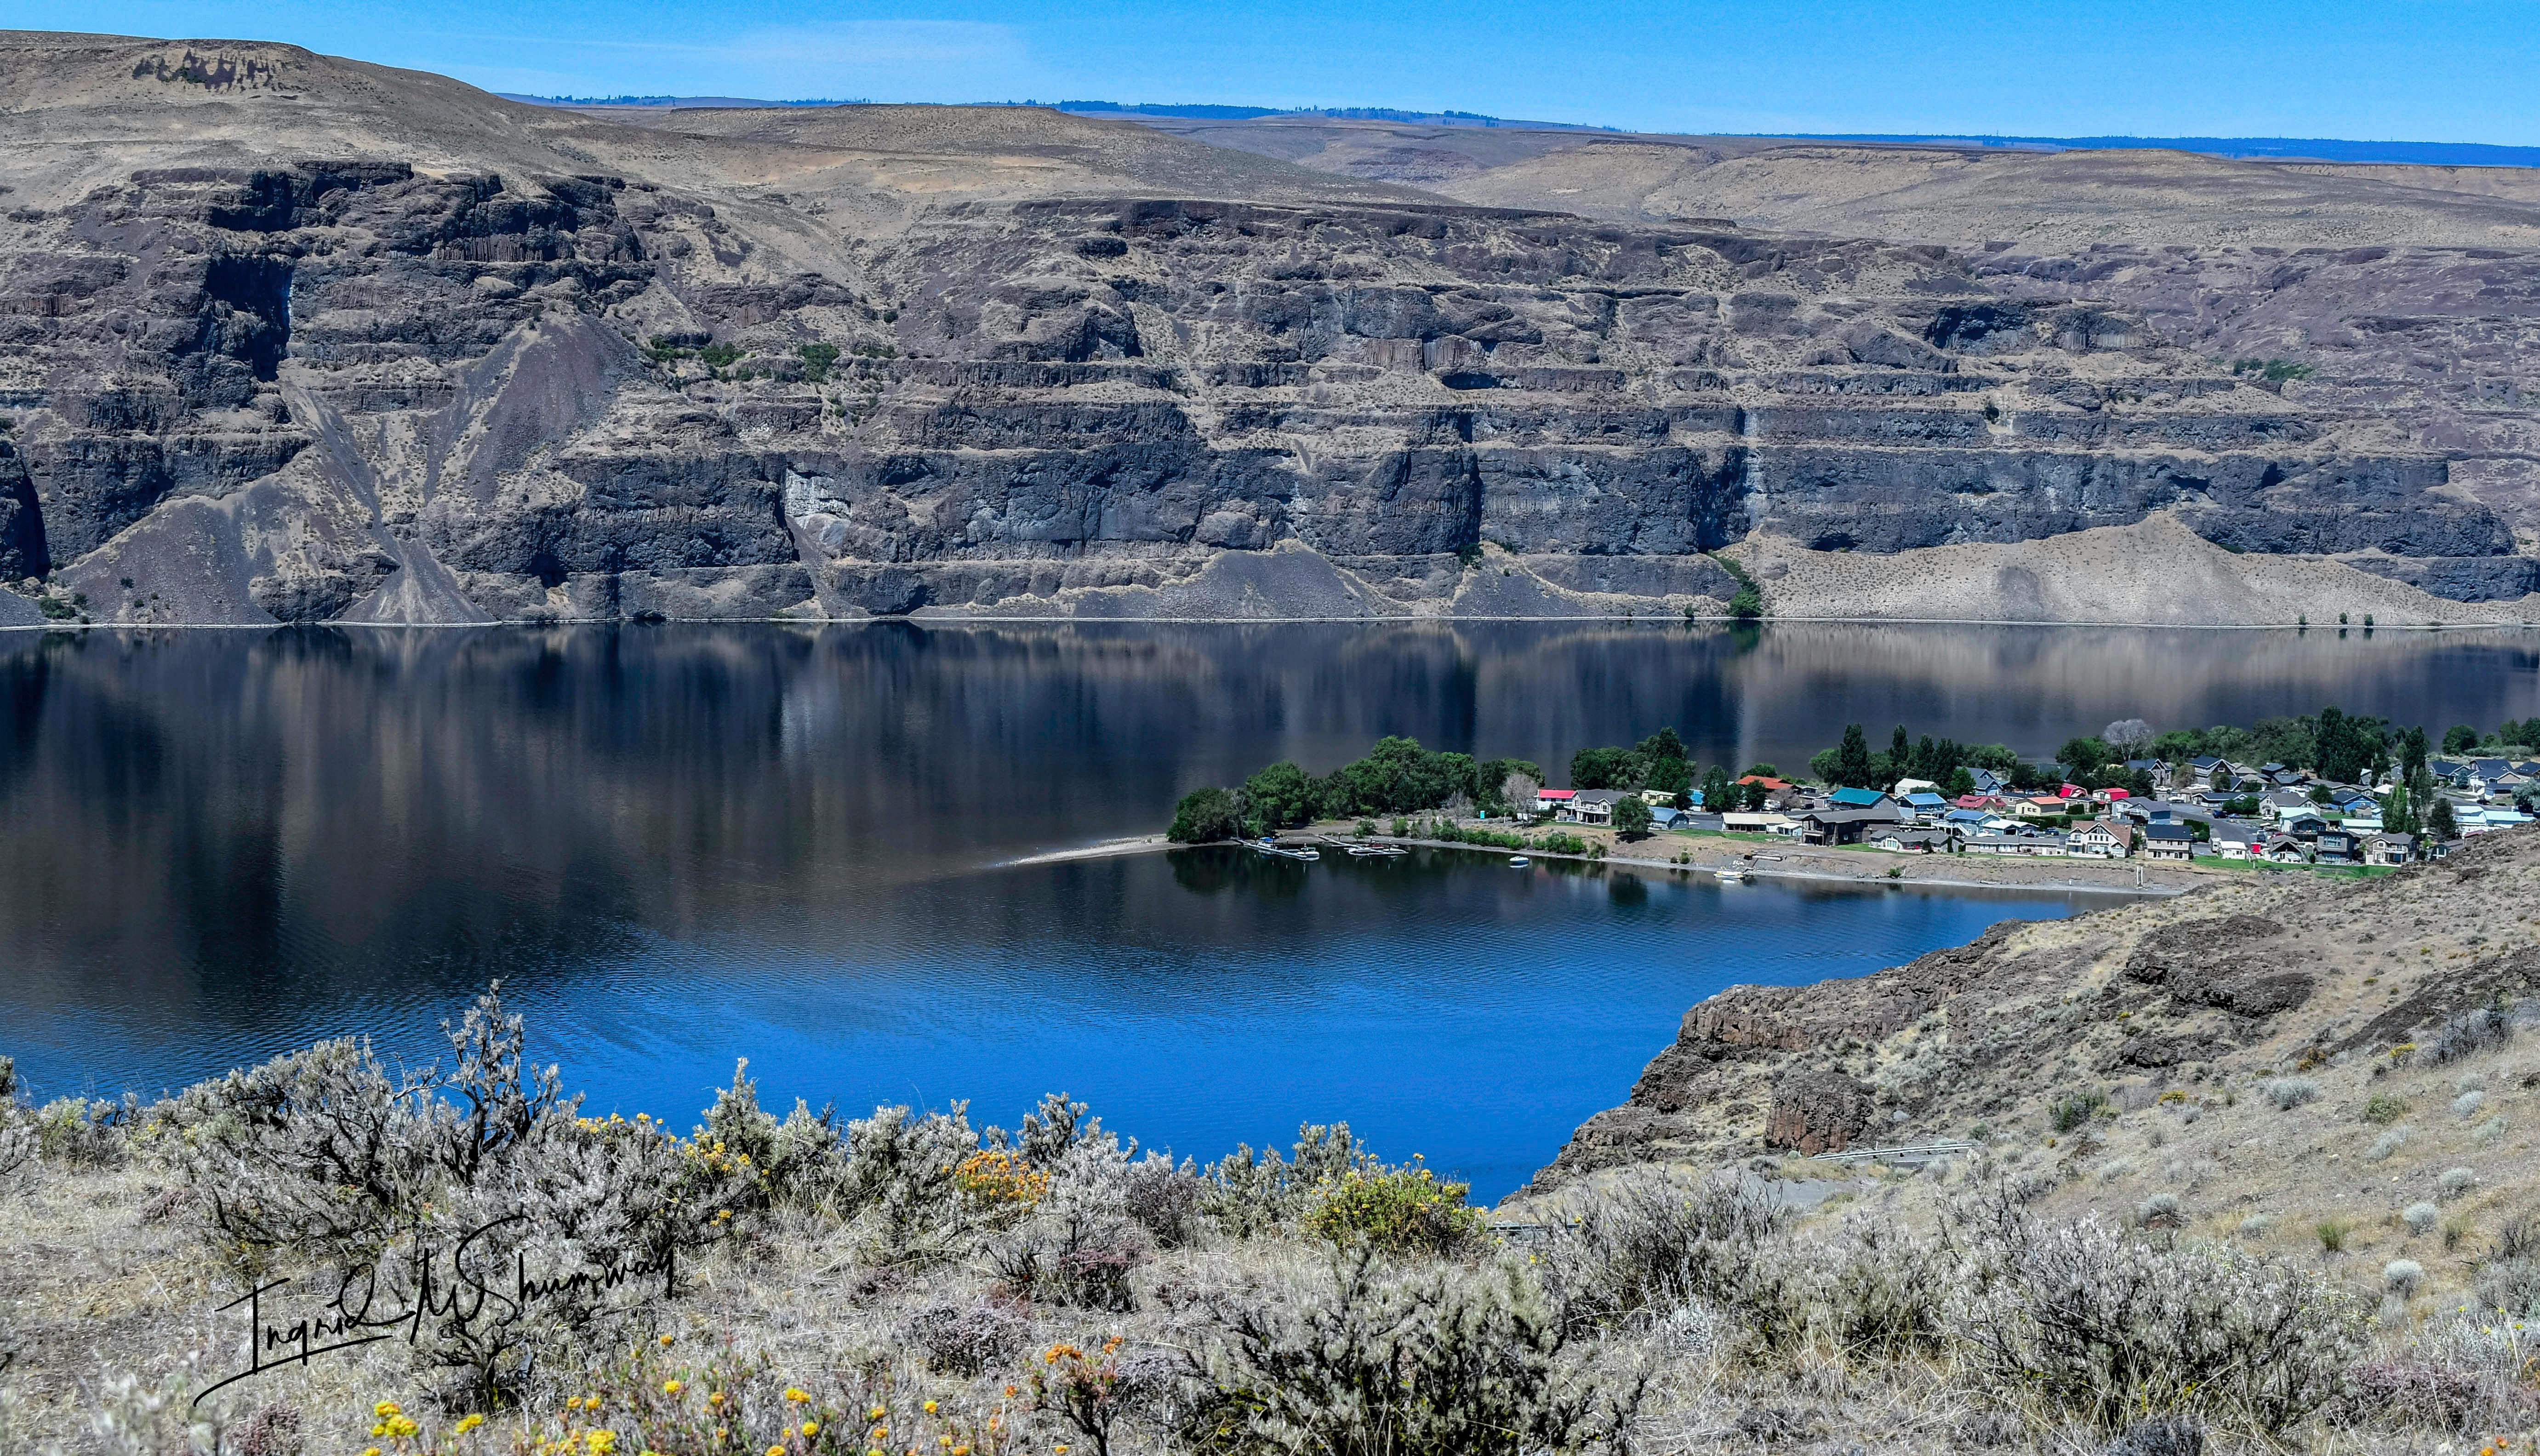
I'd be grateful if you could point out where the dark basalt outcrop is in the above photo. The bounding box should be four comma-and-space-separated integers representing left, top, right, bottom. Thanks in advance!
3, 48, 2536, 623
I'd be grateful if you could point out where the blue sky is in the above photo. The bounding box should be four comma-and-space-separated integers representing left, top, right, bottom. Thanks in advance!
22, 0, 2540, 143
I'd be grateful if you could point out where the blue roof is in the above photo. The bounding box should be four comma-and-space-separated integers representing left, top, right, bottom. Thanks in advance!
1828, 787, 1888, 806
1903, 792, 1948, 806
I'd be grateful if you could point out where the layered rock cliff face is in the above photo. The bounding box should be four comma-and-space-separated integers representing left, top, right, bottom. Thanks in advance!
2, 33, 2535, 623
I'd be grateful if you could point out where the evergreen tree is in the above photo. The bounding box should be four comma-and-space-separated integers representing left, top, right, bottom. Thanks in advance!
1833, 723, 1872, 787
2444, 724, 2480, 756
2401, 725, 2430, 781
2429, 797, 2459, 841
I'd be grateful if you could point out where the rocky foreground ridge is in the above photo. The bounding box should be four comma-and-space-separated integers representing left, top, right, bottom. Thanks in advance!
1531, 827, 2540, 1197
2, 33, 2538, 625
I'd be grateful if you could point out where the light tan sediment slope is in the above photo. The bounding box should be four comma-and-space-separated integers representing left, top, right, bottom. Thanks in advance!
0, 30, 1436, 218
1735, 513, 2538, 626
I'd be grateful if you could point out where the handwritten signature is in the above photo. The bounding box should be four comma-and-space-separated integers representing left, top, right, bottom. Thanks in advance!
194, 1215, 675, 1405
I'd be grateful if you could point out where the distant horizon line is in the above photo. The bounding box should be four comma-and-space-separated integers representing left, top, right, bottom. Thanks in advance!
494, 93, 2540, 166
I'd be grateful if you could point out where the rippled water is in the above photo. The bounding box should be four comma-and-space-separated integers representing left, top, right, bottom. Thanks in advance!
5, 621, 2537, 1194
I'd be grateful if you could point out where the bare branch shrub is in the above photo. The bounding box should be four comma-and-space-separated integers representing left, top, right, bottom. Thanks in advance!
1947, 1209, 2369, 1431
1186, 1247, 1642, 1456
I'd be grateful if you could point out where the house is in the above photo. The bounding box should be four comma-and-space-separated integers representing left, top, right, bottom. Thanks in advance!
1868, 826, 1949, 853
2285, 813, 2327, 842
2259, 791, 2314, 824
2212, 825, 2260, 860
1680, 812, 1729, 833
2066, 819, 2132, 858
2365, 832, 2415, 866
1892, 777, 1940, 796
2010, 797, 2065, 819
1965, 767, 2007, 796
2314, 827, 2363, 864
2459, 806, 2535, 835
1535, 788, 1576, 814
1797, 805, 1904, 846
1721, 811, 1798, 836
1965, 831, 2065, 856
1737, 775, 1793, 794
1827, 787, 1893, 810
1639, 788, 1682, 807
1901, 791, 1950, 822
1646, 805, 1693, 830
2260, 834, 2308, 864
1564, 789, 1627, 825
2142, 822, 2196, 861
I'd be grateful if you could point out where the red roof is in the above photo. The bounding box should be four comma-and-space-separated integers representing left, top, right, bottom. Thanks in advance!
1538, 788, 1576, 799
1737, 775, 1791, 790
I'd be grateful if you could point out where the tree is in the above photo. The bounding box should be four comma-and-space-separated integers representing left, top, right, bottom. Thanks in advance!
1944, 765, 1976, 797
1741, 779, 1773, 811
1890, 725, 1911, 767
1570, 746, 1638, 790
2312, 706, 2385, 785
2400, 725, 2430, 782
1242, 761, 1323, 830
1643, 754, 1694, 797
1485, 759, 1542, 816
2057, 737, 2114, 785
1833, 724, 1873, 787
1700, 764, 1735, 811
2444, 725, 2480, 756
2382, 785, 2420, 836
1611, 797, 1653, 838
2429, 797, 2459, 841
2102, 718, 2154, 753
1168, 787, 1243, 843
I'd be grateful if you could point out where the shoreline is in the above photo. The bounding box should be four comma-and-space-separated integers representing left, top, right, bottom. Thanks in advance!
998, 827, 2224, 896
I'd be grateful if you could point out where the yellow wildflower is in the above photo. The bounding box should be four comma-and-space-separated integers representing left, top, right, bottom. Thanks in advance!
709, 1392, 727, 1408
663, 1381, 683, 1396
769, 1447, 788, 1456
658, 1332, 674, 1347
456, 1414, 486, 1435
586, 1431, 618, 1455
376, 1402, 403, 1419
869, 1405, 887, 1420
923, 1401, 938, 1416
786, 1388, 812, 1404
802, 1422, 820, 1437
364, 1449, 382, 1456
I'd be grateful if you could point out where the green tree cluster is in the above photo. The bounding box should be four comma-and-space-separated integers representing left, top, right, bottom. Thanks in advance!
1166, 737, 1546, 842
1806, 723, 2028, 792
1566, 727, 1694, 800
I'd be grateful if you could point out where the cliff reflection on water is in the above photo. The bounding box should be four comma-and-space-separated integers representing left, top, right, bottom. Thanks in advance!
2, 621, 2534, 1195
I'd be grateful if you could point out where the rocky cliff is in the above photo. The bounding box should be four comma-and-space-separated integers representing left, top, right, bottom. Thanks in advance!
3, 31, 2536, 624
1525, 827, 2540, 1196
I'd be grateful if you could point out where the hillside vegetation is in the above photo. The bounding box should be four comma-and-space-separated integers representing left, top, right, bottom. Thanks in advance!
15, 837, 2540, 1454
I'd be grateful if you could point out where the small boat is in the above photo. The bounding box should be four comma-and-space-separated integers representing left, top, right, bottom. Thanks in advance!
1348, 844, 1407, 857
1715, 867, 1751, 883
1254, 840, 1320, 861
1508, 855, 1530, 867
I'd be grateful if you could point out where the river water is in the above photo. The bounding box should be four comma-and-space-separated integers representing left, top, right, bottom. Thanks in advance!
5, 621, 2538, 1196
